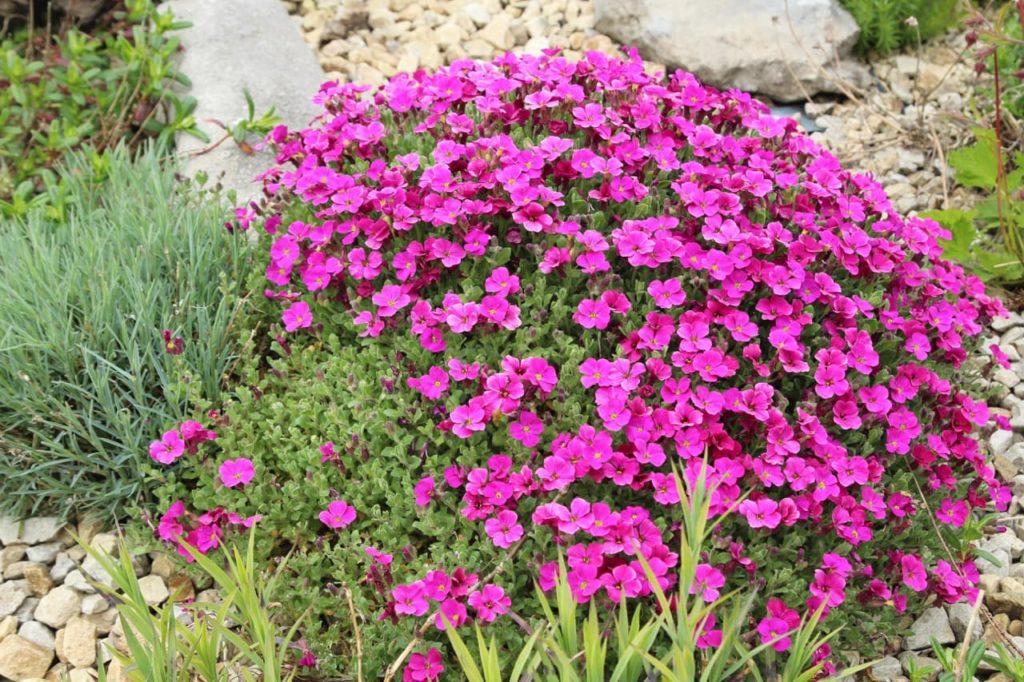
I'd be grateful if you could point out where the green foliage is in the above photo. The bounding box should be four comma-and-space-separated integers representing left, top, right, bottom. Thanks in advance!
0, 145, 254, 519
839, 0, 961, 55
925, 128, 1024, 282
86, 531, 305, 682
0, 0, 201, 220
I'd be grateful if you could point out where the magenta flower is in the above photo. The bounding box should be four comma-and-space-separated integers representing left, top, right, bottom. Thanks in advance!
219, 458, 255, 488
901, 554, 928, 592
319, 500, 356, 529
372, 284, 411, 318
450, 403, 486, 439
414, 476, 435, 506
161, 329, 184, 355
149, 430, 185, 465
691, 563, 726, 602
573, 298, 610, 330
509, 411, 544, 448
282, 301, 312, 332
404, 648, 444, 682
757, 616, 793, 652
484, 510, 523, 548
467, 584, 511, 622
739, 498, 782, 530
392, 583, 429, 616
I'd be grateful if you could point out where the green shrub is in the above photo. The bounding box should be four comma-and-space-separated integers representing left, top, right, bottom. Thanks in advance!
840, 0, 961, 54
0, 0, 199, 219
0, 145, 253, 519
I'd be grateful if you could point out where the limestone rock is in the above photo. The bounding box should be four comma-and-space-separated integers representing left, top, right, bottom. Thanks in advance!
49, 554, 75, 584
0, 581, 28, 618
0, 518, 63, 546
23, 564, 54, 598
24, 544, 62, 566
870, 656, 903, 681
79, 594, 109, 616
904, 607, 954, 650
478, 13, 514, 50
34, 587, 82, 629
62, 617, 97, 668
0, 615, 16, 639
0, 635, 54, 681
138, 576, 170, 606
1, 546, 27, 573
64, 570, 97, 595
593, 0, 863, 101
17, 621, 55, 650
946, 602, 983, 641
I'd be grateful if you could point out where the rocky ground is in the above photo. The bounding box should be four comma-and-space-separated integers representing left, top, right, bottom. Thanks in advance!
0, 518, 200, 681
284, 0, 623, 86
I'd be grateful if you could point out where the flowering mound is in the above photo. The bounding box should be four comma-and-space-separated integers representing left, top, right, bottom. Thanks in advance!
163, 50, 1009, 673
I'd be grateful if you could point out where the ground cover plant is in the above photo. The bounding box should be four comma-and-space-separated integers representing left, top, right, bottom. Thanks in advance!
149, 49, 1010, 677
839, 0, 961, 55
0, 144, 253, 519
0, 0, 198, 219
927, 2, 1024, 284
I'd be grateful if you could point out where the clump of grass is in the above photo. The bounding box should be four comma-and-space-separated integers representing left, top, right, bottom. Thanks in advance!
0, 143, 254, 520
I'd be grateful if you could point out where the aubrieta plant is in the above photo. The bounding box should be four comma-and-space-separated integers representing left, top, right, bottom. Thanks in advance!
152, 49, 1010, 677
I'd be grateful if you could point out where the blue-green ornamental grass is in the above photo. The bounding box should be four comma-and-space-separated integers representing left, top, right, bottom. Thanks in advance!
0, 145, 254, 519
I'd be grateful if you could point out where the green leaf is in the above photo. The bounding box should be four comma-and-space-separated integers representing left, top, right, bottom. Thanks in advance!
922, 208, 977, 262
948, 128, 999, 189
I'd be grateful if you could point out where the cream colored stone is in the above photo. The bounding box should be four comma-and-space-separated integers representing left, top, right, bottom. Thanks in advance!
477, 13, 513, 50
35, 587, 81, 629
62, 618, 96, 669
137, 576, 169, 607
0, 635, 54, 680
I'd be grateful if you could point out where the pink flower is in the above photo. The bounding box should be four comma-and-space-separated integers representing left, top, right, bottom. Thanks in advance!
149, 430, 185, 465
739, 498, 782, 529
393, 583, 429, 616
282, 301, 312, 332
757, 616, 794, 652
319, 500, 357, 529
936, 498, 969, 527
691, 563, 726, 602
404, 648, 444, 682
451, 403, 486, 438
901, 554, 928, 592
219, 458, 255, 488
414, 477, 435, 506
509, 411, 544, 448
372, 284, 411, 317
468, 584, 511, 622
484, 510, 524, 548
573, 298, 611, 330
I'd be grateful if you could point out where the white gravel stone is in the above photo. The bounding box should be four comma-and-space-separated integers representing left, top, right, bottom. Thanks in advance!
904, 607, 954, 650
17, 620, 55, 650
992, 430, 1015, 457
0, 582, 27, 618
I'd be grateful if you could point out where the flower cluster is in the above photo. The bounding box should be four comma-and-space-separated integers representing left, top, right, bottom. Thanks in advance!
157, 499, 260, 562
213, 48, 1008, 672
148, 420, 217, 465
389, 568, 510, 630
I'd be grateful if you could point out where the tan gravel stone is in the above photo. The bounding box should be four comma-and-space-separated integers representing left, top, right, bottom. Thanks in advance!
0, 635, 54, 680
62, 617, 96, 668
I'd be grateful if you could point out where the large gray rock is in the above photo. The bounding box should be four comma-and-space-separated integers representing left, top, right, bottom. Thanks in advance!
0, 517, 63, 546
904, 606, 955, 650
593, 0, 864, 101
166, 0, 324, 201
